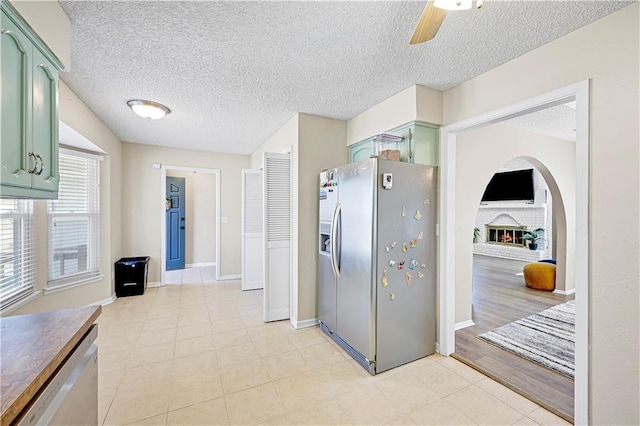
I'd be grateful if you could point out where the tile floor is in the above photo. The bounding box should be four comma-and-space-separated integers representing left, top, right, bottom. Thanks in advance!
97, 271, 571, 425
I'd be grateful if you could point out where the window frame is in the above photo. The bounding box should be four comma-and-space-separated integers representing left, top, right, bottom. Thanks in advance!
46, 149, 102, 292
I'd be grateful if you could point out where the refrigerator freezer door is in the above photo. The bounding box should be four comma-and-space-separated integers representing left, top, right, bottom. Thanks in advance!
375, 160, 437, 373
318, 222, 337, 331
336, 159, 376, 360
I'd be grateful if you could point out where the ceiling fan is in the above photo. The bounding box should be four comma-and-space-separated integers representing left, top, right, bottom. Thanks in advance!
410, 0, 484, 45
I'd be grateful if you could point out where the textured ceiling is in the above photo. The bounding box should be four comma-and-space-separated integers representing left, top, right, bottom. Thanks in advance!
505, 102, 577, 142
59, 1, 632, 155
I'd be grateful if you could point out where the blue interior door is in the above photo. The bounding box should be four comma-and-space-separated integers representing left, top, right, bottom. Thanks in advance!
166, 177, 186, 271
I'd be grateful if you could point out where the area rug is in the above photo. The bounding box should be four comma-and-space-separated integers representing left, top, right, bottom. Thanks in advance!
477, 300, 575, 378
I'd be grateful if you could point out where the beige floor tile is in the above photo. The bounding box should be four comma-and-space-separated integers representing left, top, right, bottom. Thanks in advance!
142, 317, 179, 333
262, 400, 350, 425
215, 341, 260, 368
136, 328, 177, 349
98, 394, 114, 426
100, 347, 134, 373
210, 318, 246, 333
171, 351, 219, 378
105, 386, 170, 425
98, 333, 139, 350
99, 368, 125, 399
272, 371, 321, 412
128, 342, 176, 368
307, 360, 366, 399
125, 413, 168, 425
409, 399, 478, 425
118, 360, 173, 394
297, 341, 346, 368
175, 323, 214, 341
527, 407, 572, 425
212, 328, 251, 350
409, 358, 472, 397
253, 334, 297, 358
437, 357, 489, 383
386, 414, 418, 425
224, 383, 286, 425
513, 416, 542, 425
168, 372, 224, 411
444, 385, 524, 425
174, 335, 215, 358
336, 385, 406, 424
475, 378, 540, 416
166, 397, 228, 425
374, 370, 441, 413
263, 348, 311, 381
286, 326, 328, 349
219, 358, 270, 395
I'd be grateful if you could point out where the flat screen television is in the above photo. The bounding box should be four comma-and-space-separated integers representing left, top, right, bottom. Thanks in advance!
481, 169, 534, 202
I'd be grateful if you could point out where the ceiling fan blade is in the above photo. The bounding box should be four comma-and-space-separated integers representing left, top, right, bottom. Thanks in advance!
410, 0, 447, 45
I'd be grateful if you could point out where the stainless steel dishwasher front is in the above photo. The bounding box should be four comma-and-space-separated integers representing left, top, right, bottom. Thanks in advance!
17, 325, 98, 425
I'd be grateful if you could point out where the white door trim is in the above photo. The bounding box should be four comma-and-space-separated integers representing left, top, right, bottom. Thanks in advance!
158, 164, 221, 283
438, 80, 589, 425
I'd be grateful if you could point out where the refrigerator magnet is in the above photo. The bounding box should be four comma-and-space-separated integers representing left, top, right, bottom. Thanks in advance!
414, 210, 422, 220
390, 293, 396, 301
391, 241, 397, 248
410, 239, 417, 248
402, 243, 408, 252
420, 263, 427, 269
385, 246, 390, 253
382, 270, 389, 287
405, 272, 412, 285
402, 204, 407, 217
410, 259, 418, 269
389, 260, 396, 267
418, 271, 424, 279
417, 231, 423, 240
397, 261, 405, 270
424, 198, 430, 205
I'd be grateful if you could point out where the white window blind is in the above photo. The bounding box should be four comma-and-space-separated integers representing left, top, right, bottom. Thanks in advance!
47, 152, 100, 288
0, 199, 35, 310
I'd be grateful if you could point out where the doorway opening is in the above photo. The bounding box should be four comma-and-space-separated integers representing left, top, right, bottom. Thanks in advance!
159, 165, 221, 284
438, 81, 589, 424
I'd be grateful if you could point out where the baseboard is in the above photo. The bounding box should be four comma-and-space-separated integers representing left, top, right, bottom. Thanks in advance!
186, 262, 216, 268
435, 342, 441, 354
93, 293, 116, 306
290, 317, 319, 329
553, 288, 576, 295
218, 274, 241, 281
455, 320, 475, 331
146, 281, 162, 288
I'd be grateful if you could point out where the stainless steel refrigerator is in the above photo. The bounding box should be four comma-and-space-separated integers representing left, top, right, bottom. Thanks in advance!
318, 158, 437, 375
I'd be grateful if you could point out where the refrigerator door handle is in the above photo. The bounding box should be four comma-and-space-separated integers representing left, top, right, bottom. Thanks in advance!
330, 203, 341, 277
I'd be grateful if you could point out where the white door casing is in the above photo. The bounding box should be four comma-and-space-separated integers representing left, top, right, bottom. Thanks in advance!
263, 152, 292, 322
241, 169, 264, 291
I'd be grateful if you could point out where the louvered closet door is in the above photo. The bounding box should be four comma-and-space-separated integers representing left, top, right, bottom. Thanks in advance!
263, 152, 291, 322
241, 169, 263, 291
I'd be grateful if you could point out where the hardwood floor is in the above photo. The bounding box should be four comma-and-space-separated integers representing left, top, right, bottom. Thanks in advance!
453, 255, 575, 423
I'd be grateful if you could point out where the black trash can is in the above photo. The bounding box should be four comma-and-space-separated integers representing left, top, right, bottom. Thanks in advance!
115, 257, 150, 297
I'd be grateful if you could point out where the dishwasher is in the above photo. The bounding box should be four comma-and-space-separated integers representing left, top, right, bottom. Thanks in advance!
16, 325, 98, 425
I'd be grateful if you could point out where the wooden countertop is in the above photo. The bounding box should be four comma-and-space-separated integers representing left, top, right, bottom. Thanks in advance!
0, 305, 101, 426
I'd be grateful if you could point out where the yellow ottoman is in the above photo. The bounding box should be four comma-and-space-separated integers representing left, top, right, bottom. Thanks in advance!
523, 262, 556, 291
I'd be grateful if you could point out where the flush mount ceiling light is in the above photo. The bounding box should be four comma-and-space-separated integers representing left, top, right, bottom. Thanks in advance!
126, 99, 171, 120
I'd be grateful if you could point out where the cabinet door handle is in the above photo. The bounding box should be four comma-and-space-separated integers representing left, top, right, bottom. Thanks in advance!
27, 152, 37, 174
34, 154, 44, 176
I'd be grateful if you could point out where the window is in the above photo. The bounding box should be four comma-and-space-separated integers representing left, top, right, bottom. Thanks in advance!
0, 199, 35, 309
47, 151, 100, 289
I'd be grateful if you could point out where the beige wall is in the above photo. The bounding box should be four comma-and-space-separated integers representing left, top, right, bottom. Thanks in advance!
11, 81, 123, 315
347, 84, 443, 146
455, 124, 576, 323
121, 143, 249, 281
166, 170, 216, 266
296, 113, 347, 322
249, 113, 347, 324
9, 0, 71, 68
443, 5, 639, 423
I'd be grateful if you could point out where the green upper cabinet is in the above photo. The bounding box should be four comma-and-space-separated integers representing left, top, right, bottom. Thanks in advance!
1, 1, 63, 199
348, 121, 439, 166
